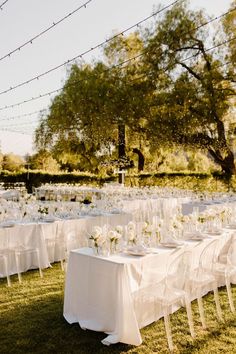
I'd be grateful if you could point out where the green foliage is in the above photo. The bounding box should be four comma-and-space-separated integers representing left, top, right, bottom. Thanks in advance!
26, 150, 60, 172
0, 169, 236, 194
142, 1, 235, 174
1, 153, 25, 172
33, 1, 235, 175
0, 170, 116, 193
126, 172, 236, 193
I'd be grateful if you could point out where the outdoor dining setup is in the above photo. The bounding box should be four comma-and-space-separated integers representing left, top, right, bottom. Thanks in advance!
1, 184, 236, 351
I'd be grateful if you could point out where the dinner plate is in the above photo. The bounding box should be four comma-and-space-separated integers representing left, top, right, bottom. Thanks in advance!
159, 242, 179, 248
205, 230, 222, 235
125, 246, 148, 256
1, 222, 15, 228
225, 224, 236, 230
186, 236, 204, 241
126, 250, 147, 256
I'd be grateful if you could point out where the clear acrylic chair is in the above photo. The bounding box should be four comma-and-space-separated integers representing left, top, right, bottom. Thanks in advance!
0, 251, 11, 286
57, 229, 80, 271
187, 238, 223, 329
135, 250, 195, 352
212, 237, 236, 313
225, 237, 236, 312
14, 246, 43, 283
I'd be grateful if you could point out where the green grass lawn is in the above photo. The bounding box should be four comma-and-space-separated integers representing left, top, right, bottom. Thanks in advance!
0, 264, 236, 354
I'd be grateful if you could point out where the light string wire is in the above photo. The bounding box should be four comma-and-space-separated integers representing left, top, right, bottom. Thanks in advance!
0, 50, 234, 129
0, 26, 235, 112
0, 109, 45, 122
0, 2, 234, 106
0, 0, 93, 62
0, 0, 8, 10
0, 119, 40, 127
0, 127, 32, 135
0, 0, 183, 96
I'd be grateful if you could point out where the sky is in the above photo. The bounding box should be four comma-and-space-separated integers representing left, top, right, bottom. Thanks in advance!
0, 0, 233, 156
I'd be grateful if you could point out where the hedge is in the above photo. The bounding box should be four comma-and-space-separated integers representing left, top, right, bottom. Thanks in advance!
0, 170, 235, 193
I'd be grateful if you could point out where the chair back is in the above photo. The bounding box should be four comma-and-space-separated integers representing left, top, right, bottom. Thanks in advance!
227, 238, 236, 266
199, 239, 218, 271
166, 249, 191, 290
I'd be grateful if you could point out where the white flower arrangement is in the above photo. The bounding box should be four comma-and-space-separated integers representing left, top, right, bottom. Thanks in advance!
108, 230, 121, 245
127, 221, 135, 232
89, 226, 106, 250
127, 229, 136, 245
38, 206, 49, 215
171, 218, 182, 230
115, 225, 123, 235
142, 221, 153, 236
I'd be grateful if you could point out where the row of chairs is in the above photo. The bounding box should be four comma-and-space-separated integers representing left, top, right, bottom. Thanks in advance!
133, 237, 236, 352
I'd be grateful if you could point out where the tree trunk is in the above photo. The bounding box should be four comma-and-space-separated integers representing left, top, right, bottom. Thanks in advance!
118, 123, 126, 184
208, 148, 236, 176
132, 148, 145, 172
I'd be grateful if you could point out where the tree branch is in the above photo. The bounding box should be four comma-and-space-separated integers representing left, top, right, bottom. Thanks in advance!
177, 62, 202, 80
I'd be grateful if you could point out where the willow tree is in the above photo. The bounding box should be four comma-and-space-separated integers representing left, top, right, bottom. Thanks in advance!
102, 32, 152, 171
35, 62, 120, 171
35, 33, 150, 172
142, 1, 236, 175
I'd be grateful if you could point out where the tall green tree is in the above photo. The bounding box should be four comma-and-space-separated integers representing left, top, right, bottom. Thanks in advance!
143, 1, 236, 174
35, 33, 150, 172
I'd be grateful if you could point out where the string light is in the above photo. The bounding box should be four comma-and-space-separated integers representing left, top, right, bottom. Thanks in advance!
0, 127, 32, 135
0, 33, 234, 112
0, 0, 183, 96
0, 3, 235, 99
0, 0, 8, 10
0, 58, 233, 130
0, 109, 45, 122
0, 119, 39, 127
0, 0, 93, 62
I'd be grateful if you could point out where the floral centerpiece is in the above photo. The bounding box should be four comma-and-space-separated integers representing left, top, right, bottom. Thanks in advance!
38, 206, 49, 215
170, 217, 183, 239
107, 229, 122, 254
142, 221, 153, 246
89, 226, 106, 255
126, 221, 137, 246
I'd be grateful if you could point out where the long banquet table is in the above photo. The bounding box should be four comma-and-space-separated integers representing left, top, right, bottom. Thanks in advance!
0, 212, 131, 277
63, 230, 235, 346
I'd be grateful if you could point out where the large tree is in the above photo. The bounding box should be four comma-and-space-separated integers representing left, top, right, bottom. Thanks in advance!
35, 33, 150, 172
142, 1, 236, 175
34, 1, 236, 175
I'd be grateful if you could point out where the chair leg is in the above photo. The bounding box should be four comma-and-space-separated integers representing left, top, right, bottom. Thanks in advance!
35, 249, 43, 278
197, 296, 207, 329
163, 307, 174, 352
185, 298, 195, 338
225, 277, 235, 313
213, 287, 223, 322
3, 256, 11, 287
15, 252, 22, 284
60, 259, 64, 271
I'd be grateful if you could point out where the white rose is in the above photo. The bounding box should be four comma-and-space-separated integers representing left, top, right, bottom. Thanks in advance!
115, 225, 123, 234
97, 234, 107, 246
128, 230, 136, 241
127, 221, 135, 231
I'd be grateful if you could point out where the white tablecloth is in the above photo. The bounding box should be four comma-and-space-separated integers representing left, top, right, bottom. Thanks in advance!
0, 212, 132, 277
63, 231, 234, 346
